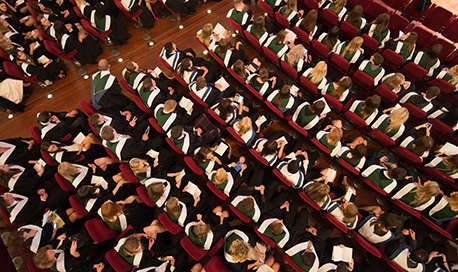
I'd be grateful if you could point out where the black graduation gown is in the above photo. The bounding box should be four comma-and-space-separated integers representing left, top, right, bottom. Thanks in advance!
30, 43, 64, 81
61, 33, 102, 65
82, 5, 130, 45
10, 195, 46, 225
0, 137, 40, 166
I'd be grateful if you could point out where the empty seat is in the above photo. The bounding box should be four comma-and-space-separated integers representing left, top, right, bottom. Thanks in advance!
280, 60, 298, 80
382, 49, 404, 70
366, 1, 392, 21
442, 19, 458, 43
402, 62, 428, 82
275, 11, 291, 29
388, 13, 409, 34
329, 54, 350, 75
243, 30, 261, 51
339, 21, 358, 41
262, 46, 280, 66
319, 9, 339, 28
311, 40, 330, 60
105, 249, 134, 272
422, 5, 454, 32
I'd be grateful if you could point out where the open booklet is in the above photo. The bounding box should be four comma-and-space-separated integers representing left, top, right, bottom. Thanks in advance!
215, 77, 230, 91
33, 159, 46, 172
184, 182, 202, 199
438, 142, 458, 155
152, 67, 162, 78
213, 23, 227, 37
179, 97, 194, 114
332, 245, 353, 263
91, 176, 108, 190
290, 85, 300, 97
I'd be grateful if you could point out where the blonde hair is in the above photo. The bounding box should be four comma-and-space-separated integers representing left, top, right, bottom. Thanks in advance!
329, 0, 346, 14
129, 158, 150, 176
446, 193, 458, 210
327, 127, 343, 146
33, 245, 54, 269
341, 202, 358, 224
309, 61, 327, 84
197, 23, 213, 47
382, 73, 404, 91
214, 168, 228, 184
229, 239, 250, 263
386, 107, 409, 133
236, 116, 252, 136
122, 235, 142, 256
100, 201, 123, 223
306, 183, 330, 204
286, 44, 305, 66
448, 65, 458, 85
411, 181, 440, 205
342, 36, 363, 57
165, 197, 181, 218
193, 222, 211, 239
58, 162, 80, 182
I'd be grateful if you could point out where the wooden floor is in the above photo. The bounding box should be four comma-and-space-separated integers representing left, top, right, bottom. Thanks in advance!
0, 0, 234, 139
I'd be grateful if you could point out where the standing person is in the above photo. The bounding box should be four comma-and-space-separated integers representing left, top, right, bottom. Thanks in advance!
91, 59, 129, 111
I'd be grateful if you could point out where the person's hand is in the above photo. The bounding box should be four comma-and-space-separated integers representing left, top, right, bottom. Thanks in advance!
196, 213, 202, 221
61, 10, 70, 18
57, 234, 66, 240
402, 229, 410, 236
50, 115, 61, 123
255, 185, 265, 195
129, 116, 137, 127
88, 163, 97, 173
215, 83, 222, 90
120, 110, 132, 120
306, 226, 317, 236
409, 229, 416, 240
93, 262, 105, 272
39, 191, 48, 201
280, 201, 290, 212
21, 139, 34, 150
379, 156, 388, 163
194, 127, 203, 136
153, 158, 159, 168
142, 133, 148, 141
403, 81, 411, 89
277, 139, 286, 146
70, 240, 79, 257
116, 200, 126, 205
43, 59, 53, 68
193, 195, 200, 207
164, 256, 175, 266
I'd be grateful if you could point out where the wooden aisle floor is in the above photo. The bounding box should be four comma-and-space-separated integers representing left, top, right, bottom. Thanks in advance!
0, 0, 234, 139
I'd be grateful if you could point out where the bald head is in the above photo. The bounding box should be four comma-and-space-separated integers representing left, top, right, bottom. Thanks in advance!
98, 59, 109, 71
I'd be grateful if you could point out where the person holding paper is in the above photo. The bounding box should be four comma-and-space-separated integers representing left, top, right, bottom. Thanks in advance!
214, 37, 246, 68
188, 76, 224, 106
286, 240, 320, 271
326, 201, 358, 230
36, 110, 90, 142
100, 125, 163, 161
168, 125, 212, 155
136, 77, 173, 110
252, 137, 286, 167
392, 180, 441, 212
122, 61, 148, 90
247, 67, 277, 96
211, 98, 241, 124
281, 44, 309, 74
276, 150, 309, 189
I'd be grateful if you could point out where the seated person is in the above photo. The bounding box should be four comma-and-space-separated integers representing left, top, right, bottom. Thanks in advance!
391, 32, 417, 61
323, 0, 347, 20
145, 177, 174, 208
327, 201, 358, 229
399, 86, 440, 114
122, 61, 147, 90
193, 147, 222, 175
230, 185, 265, 223
291, 99, 327, 130
247, 68, 277, 96
425, 154, 458, 179
136, 77, 169, 109
211, 98, 241, 124
226, 0, 251, 28
36, 110, 88, 141
159, 42, 181, 71
33, 242, 87, 271
99, 197, 154, 232
362, 165, 407, 194
278, 0, 302, 26
264, 30, 290, 58
223, 228, 263, 271
337, 142, 367, 171
231, 116, 257, 145
285, 240, 320, 271
207, 167, 241, 197
392, 180, 440, 211
281, 44, 309, 74
76, 0, 130, 45
358, 53, 385, 85
296, 9, 318, 39
399, 133, 434, 159
321, 76, 352, 103
334, 36, 364, 64
364, 13, 390, 47
253, 137, 287, 166
304, 182, 331, 210
343, 5, 366, 30
168, 125, 211, 155
214, 37, 245, 68
154, 99, 193, 132
348, 94, 381, 126
358, 210, 403, 245
277, 150, 309, 189
119, 0, 155, 28
176, 57, 209, 85
100, 125, 161, 161
246, 16, 269, 45
316, 26, 340, 52
0, 137, 38, 166
316, 126, 343, 157
185, 217, 225, 250
0, 192, 46, 224
413, 44, 442, 77
427, 192, 458, 223
436, 64, 457, 90
189, 76, 223, 106
114, 233, 160, 268
302, 61, 328, 90
57, 161, 92, 188
381, 72, 412, 96
371, 106, 409, 141
266, 84, 297, 113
